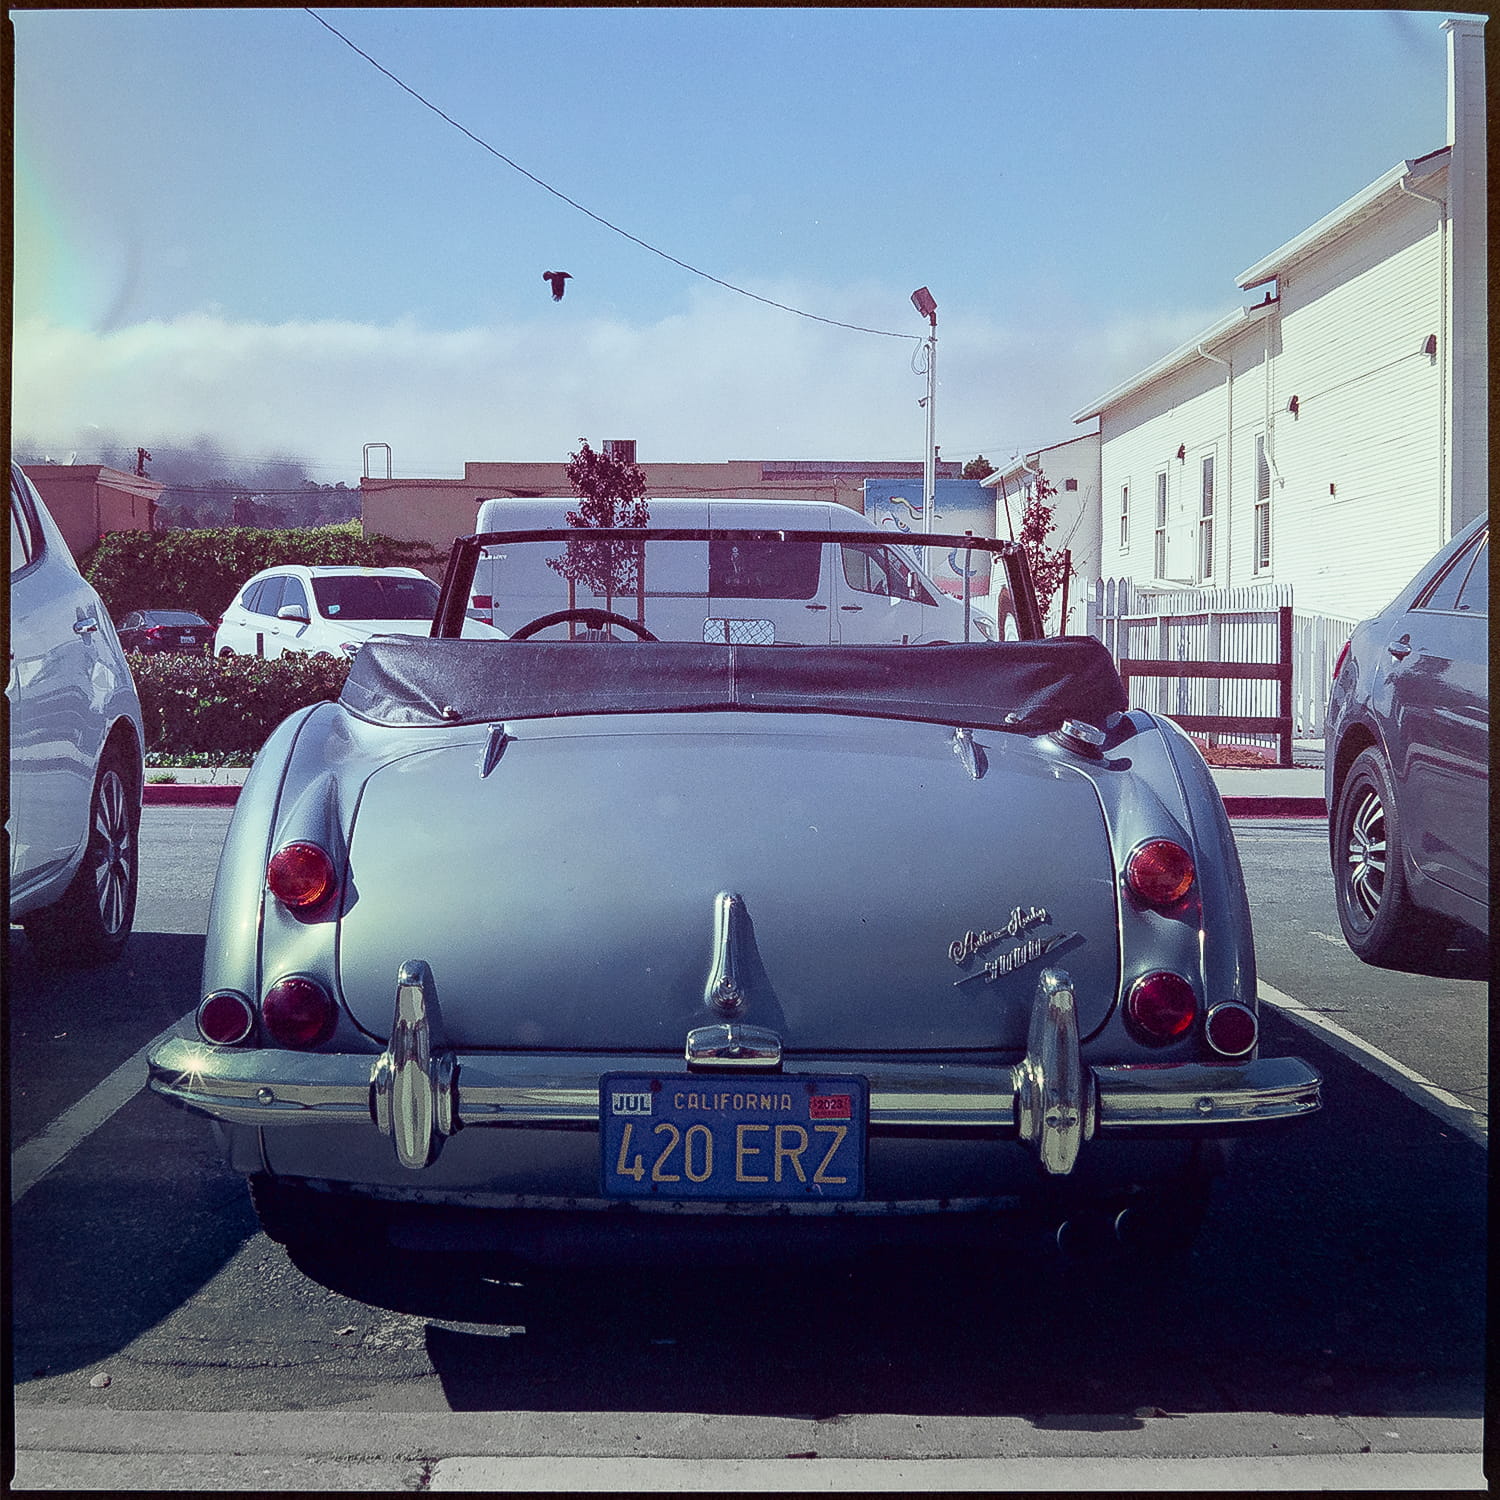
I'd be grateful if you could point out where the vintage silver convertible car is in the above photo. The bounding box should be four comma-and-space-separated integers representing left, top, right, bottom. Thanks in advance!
148, 525, 1321, 1266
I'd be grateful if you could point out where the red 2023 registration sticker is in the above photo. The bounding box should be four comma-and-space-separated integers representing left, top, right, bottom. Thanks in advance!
809, 1094, 852, 1121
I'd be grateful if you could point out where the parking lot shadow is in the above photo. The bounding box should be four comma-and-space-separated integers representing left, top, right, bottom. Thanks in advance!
9, 929, 262, 1385
291, 1012, 1485, 1422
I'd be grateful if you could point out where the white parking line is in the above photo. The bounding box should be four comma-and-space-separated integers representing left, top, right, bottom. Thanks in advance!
1259, 981, 1488, 1149
9, 1016, 194, 1205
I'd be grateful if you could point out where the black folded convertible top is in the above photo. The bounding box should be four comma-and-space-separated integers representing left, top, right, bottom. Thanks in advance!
339, 637, 1129, 733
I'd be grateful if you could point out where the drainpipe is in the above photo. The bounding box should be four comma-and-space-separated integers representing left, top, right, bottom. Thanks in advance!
1400, 173, 1449, 544
1263, 302, 1284, 493
1197, 342, 1232, 585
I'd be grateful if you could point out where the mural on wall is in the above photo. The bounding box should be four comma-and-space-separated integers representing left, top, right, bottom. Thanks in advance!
863, 479, 995, 599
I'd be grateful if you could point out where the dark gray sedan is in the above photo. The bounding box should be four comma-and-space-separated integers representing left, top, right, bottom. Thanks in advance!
1325, 514, 1489, 966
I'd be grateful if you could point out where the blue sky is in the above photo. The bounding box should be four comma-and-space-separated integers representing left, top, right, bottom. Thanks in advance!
12, 8, 1466, 482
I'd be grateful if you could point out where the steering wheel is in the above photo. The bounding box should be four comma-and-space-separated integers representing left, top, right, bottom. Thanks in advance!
508, 607, 658, 642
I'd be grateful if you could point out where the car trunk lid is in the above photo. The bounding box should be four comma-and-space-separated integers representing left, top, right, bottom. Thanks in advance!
335, 717, 1121, 1053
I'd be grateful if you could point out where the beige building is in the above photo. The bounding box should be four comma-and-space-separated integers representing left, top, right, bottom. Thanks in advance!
21, 464, 163, 561
360, 450, 961, 565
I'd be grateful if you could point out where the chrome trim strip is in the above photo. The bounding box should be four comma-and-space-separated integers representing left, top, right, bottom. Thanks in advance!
685, 1021, 783, 1070
703, 890, 750, 1017
148, 1037, 1320, 1134
1093, 1056, 1322, 1126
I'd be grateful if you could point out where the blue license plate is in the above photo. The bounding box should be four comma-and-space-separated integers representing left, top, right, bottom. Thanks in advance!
600, 1073, 867, 1201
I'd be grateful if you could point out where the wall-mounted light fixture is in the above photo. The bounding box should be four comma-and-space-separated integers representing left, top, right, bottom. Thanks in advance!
1176, 444, 1186, 461
1422, 333, 1438, 357
1287, 395, 1300, 418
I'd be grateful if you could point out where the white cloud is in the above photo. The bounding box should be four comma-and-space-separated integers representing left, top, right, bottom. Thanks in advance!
12, 293, 1228, 479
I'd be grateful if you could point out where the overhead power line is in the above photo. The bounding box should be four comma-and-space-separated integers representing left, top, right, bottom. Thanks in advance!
304, 8, 916, 342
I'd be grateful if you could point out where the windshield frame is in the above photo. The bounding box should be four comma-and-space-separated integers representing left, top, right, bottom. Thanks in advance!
434, 527, 1043, 640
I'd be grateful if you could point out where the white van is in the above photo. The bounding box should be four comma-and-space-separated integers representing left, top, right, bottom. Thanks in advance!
470, 498, 997, 645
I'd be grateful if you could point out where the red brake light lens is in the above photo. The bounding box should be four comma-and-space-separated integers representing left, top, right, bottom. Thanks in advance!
1126, 839, 1196, 908
1126, 972, 1198, 1042
197, 990, 256, 1046
267, 842, 337, 911
1205, 1002, 1259, 1057
261, 976, 337, 1049
1333, 639, 1351, 679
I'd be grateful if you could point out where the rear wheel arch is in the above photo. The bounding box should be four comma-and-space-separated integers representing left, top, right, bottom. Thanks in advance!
1327, 721, 1379, 853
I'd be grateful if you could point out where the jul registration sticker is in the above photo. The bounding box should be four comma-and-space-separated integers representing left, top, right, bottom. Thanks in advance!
599, 1074, 867, 1201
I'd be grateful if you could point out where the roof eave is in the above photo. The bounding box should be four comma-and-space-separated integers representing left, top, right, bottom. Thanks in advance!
1070, 299, 1276, 424
1236, 149, 1449, 289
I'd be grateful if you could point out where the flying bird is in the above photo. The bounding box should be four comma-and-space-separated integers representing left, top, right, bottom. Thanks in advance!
543, 271, 572, 301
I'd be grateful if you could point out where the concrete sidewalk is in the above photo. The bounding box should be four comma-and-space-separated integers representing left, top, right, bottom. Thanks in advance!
8, 1408, 1485, 1492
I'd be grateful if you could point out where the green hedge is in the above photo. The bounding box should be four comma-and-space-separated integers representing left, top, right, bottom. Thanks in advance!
86, 522, 444, 624
130, 652, 351, 756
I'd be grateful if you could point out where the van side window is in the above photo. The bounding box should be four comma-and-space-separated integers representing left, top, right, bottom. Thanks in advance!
709, 539, 821, 600
841, 543, 936, 606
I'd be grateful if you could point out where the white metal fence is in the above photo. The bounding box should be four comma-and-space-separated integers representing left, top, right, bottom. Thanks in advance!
1086, 579, 1361, 743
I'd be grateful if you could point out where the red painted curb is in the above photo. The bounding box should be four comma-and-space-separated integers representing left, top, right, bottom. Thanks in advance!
1221, 795, 1326, 818
144, 784, 243, 805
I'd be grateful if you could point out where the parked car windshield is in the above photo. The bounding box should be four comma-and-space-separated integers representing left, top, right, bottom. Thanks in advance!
146, 610, 208, 625
311, 575, 440, 621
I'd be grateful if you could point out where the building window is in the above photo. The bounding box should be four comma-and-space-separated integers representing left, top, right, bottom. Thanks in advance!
1119, 484, 1130, 552
1254, 433, 1272, 573
1198, 454, 1215, 582
1154, 471, 1168, 579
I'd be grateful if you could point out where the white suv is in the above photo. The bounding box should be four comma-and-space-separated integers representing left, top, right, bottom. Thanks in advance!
9, 462, 145, 966
215, 565, 503, 659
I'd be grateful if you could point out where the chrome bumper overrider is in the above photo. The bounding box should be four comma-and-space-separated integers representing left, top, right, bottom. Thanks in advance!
147, 963, 1322, 1178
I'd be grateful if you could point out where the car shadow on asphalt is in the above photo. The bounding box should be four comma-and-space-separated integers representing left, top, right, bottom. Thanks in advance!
289, 1011, 1486, 1423
8, 929, 263, 1387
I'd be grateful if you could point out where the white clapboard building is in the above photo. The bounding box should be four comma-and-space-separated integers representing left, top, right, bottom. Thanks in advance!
1071, 16, 1486, 624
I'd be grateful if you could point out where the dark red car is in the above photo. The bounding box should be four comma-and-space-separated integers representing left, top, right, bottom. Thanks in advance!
116, 609, 212, 655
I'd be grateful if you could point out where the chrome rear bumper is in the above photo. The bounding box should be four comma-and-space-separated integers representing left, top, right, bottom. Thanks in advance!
147, 963, 1321, 1178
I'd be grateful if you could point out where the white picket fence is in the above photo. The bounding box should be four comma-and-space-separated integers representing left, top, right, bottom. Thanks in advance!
1086, 578, 1360, 744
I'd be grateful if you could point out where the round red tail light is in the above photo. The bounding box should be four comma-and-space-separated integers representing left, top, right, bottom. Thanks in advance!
267, 842, 337, 911
1205, 1002, 1258, 1057
1126, 972, 1198, 1042
262, 976, 338, 1049
1126, 839, 1196, 908
197, 990, 256, 1046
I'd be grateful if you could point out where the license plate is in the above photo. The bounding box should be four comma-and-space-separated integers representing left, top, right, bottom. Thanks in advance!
180, 635, 197, 644
600, 1073, 867, 1201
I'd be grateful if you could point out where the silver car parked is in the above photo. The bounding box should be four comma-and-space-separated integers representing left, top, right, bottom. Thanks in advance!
148, 524, 1320, 1269
8, 462, 145, 966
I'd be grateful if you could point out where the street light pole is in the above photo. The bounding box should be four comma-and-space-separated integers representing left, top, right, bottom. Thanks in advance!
910, 287, 938, 563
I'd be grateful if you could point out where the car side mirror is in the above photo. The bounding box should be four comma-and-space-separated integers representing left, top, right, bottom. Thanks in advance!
277, 604, 309, 623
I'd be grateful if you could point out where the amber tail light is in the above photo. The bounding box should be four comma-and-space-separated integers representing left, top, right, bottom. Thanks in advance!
1125, 839, 1196, 909
267, 842, 337, 911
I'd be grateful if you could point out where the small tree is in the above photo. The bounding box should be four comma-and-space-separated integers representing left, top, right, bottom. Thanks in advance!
547, 440, 650, 616
1019, 473, 1073, 622
962, 455, 996, 481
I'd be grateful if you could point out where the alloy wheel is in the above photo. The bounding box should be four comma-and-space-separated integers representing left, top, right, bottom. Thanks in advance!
1343, 782, 1387, 927
91, 768, 135, 936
